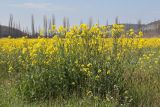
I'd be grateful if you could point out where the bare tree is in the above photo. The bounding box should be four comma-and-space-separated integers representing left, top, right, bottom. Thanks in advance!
88, 17, 93, 28
106, 19, 109, 26
67, 18, 70, 31
18, 21, 21, 31
0, 23, 1, 37
115, 16, 119, 24
24, 27, 29, 37
157, 24, 160, 34
80, 19, 83, 25
13, 22, 16, 29
9, 14, 13, 36
15, 22, 20, 37
97, 18, 100, 26
31, 15, 35, 37
52, 14, 56, 26
43, 15, 48, 37
38, 26, 41, 35
49, 19, 52, 30
63, 17, 67, 28
48, 20, 53, 37
47, 15, 56, 37
138, 19, 142, 31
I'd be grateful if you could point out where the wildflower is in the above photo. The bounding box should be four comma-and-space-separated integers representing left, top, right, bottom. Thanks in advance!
111, 24, 124, 37
40, 29, 44, 36
8, 66, 13, 73
149, 66, 152, 69
81, 64, 85, 67
52, 25, 56, 31
106, 70, 111, 75
155, 60, 158, 64
94, 96, 99, 100
87, 91, 93, 96
72, 82, 75, 85
8, 36, 11, 39
75, 60, 78, 64
95, 75, 100, 80
98, 69, 102, 73
80, 24, 88, 30
138, 31, 143, 37
22, 48, 27, 54
58, 26, 66, 33
87, 63, 92, 67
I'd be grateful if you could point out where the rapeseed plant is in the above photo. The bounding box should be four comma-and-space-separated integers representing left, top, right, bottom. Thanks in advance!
0, 24, 160, 106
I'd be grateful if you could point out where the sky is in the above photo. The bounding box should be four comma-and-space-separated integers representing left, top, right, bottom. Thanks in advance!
0, 0, 160, 31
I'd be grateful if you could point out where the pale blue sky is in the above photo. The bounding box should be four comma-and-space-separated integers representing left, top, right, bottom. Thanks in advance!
0, 0, 160, 30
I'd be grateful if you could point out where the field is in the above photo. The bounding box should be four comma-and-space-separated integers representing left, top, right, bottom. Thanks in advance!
0, 24, 160, 107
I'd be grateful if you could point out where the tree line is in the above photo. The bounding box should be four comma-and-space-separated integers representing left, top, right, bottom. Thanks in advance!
1, 14, 158, 38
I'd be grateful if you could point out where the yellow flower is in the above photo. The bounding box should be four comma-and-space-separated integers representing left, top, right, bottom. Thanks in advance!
80, 24, 88, 31
86, 91, 93, 96
149, 66, 152, 69
52, 25, 56, 30
107, 70, 111, 75
95, 75, 100, 80
40, 29, 44, 36
58, 26, 66, 33
8, 66, 14, 73
155, 60, 158, 64
8, 36, 11, 39
138, 31, 143, 37
81, 64, 85, 67
98, 69, 102, 73
87, 63, 92, 67
22, 48, 27, 54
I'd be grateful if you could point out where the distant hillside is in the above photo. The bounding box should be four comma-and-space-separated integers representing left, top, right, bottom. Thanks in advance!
0, 25, 27, 38
143, 20, 160, 37
143, 20, 160, 31
123, 24, 146, 31
121, 21, 160, 37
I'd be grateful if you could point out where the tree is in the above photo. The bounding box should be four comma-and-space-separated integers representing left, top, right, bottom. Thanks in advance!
31, 15, 35, 37
88, 17, 93, 28
157, 23, 160, 34
138, 19, 142, 31
106, 19, 109, 26
97, 18, 100, 26
0, 23, 1, 37
63, 17, 67, 28
38, 26, 41, 35
67, 18, 70, 31
43, 15, 48, 37
9, 14, 13, 36
115, 16, 119, 24
18, 21, 21, 31
25, 27, 29, 37
52, 14, 56, 26
48, 20, 53, 37
80, 19, 83, 25
48, 19, 52, 34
